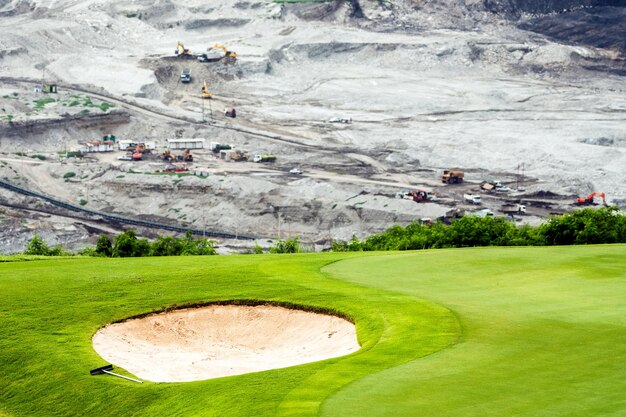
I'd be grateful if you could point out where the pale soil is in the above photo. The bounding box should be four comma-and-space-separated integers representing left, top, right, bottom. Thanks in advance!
92, 305, 360, 382
0, 0, 624, 252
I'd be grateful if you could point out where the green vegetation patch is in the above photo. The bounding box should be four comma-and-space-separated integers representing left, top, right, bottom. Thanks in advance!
0, 252, 458, 416
33, 97, 57, 109
0, 245, 624, 416
323, 245, 626, 417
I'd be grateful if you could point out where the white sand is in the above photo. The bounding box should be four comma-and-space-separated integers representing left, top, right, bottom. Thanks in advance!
92, 304, 360, 382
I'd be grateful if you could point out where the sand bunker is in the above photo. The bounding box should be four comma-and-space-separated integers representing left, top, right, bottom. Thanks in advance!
92, 304, 360, 382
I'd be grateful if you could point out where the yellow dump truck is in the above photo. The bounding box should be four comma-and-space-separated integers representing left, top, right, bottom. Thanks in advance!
441, 169, 464, 184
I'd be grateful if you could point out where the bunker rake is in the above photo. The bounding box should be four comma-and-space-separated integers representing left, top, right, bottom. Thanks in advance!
90, 364, 143, 384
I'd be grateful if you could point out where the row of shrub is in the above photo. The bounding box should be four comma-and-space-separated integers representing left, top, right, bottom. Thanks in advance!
24, 232, 304, 257
331, 207, 626, 252
25, 230, 217, 257
23, 208, 625, 257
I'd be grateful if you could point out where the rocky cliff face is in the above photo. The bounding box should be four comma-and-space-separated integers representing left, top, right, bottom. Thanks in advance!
484, 0, 626, 16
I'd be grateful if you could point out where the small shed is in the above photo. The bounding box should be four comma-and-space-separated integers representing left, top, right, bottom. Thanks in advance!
79, 141, 115, 153
192, 167, 211, 177
167, 139, 205, 150
43, 84, 58, 93
119, 140, 156, 151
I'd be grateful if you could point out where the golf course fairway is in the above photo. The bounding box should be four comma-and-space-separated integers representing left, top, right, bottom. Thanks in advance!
0, 244, 624, 416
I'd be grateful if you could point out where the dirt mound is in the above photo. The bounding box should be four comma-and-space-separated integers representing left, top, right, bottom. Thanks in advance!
92, 304, 360, 382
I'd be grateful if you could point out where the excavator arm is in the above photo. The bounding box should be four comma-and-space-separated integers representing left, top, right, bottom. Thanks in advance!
201, 81, 212, 99
576, 192, 606, 205
175, 41, 192, 56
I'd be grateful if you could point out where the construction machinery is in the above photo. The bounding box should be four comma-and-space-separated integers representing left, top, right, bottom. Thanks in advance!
162, 149, 174, 162
210, 43, 237, 64
501, 204, 526, 215
132, 145, 143, 161
253, 154, 276, 163
201, 81, 212, 99
230, 149, 248, 162
224, 107, 236, 118
181, 149, 193, 162
575, 192, 606, 206
175, 41, 193, 58
210, 142, 232, 153
464, 194, 481, 204
442, 169, 464, 184
181, 68, 192, 83
397, 189, 430, 203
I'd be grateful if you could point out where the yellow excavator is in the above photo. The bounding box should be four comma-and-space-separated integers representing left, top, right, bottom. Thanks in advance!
211, 43, 237, 64
201, 81, 212, 99
175, 41, 193, 58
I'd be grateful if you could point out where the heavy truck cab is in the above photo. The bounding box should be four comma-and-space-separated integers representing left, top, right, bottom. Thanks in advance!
181, 68, 191, 83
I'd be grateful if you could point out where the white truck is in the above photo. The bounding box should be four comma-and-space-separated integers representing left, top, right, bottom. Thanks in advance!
253, 154, 276, 163
464, 194, 482, 205
501, 204, 526, 214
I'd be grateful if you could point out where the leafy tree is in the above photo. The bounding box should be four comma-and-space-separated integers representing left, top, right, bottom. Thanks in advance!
24, 235, 66, 256
331, 206, 625, 252
269, 237, 301, 254
25, 235, 50, 255
112, 230, 138, 257
134, 238, 151, 257
151, 236, 182, 256
192, 237, 217, 256
95, 235, 112, 257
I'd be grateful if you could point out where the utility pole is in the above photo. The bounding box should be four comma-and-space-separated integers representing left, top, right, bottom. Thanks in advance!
276, 207, 281, 239
516, 162, 525, 191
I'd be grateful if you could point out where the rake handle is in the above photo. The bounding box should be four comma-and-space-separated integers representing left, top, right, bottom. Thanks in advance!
102, 370, 143, 384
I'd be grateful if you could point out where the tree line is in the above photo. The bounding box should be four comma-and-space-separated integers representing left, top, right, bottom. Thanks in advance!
25, 230, 217, 257
22, 207, 625, 257
331, 207, 626, 252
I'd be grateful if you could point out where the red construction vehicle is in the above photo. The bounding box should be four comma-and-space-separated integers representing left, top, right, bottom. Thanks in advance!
397, 189, 430, 203
132, 145, 142, 161
575, 192, 606, 205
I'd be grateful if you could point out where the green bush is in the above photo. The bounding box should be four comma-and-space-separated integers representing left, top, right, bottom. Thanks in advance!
333, 207, 625, 252
269, 237, 301, 254
252, 243, 264, 254
24, 235, 66, 256
63, 172, 76, 179
95, 235, 112, 257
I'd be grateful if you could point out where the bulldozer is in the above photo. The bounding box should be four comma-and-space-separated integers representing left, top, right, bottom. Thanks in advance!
201, 81, 212, 99
182, 149, 193, 162
575, 192, 606, 206
175, 41, 193, 58
162, 149, 174, 162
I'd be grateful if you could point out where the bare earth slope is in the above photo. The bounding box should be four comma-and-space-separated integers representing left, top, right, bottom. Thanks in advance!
0, 0, 624, 251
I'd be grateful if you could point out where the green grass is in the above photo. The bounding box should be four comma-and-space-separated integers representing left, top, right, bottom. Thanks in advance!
33, 97, 57, 109
322, 245, 626, 416
0, 245, 624, 416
